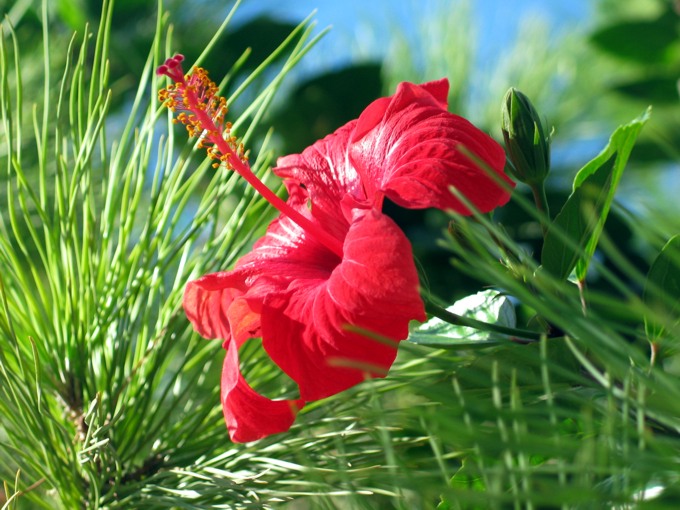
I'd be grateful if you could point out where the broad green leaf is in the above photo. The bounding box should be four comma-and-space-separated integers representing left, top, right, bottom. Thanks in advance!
589, 10, 679, 64
541, 109, 649, 280
409, 290, 516, 347
643, 235, 680, 342
613, 74, 680, 104
541, 153, 615, 280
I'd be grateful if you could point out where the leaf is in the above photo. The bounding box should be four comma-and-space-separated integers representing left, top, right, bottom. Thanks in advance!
409, 290, 516, 347
612, 74, 680, 104
643, 235, 680, 342
541, 153, 614, 281
541, 110, 649, 280
56, 0, 89, 31
589, 10, 679, 64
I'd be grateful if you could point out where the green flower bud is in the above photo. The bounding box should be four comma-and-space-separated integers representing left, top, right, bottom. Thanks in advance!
501, 88, 551, 185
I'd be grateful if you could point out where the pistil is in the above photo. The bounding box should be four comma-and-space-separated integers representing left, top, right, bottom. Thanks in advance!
157, 55, 344, 258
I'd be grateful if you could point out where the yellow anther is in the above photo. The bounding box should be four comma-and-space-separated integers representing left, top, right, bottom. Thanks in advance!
158, 63, 249, 170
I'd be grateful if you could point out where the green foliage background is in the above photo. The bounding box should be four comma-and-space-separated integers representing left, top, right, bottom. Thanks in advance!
1, 0, 679, 508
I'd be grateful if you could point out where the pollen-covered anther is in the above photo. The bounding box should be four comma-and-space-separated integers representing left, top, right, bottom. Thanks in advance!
158, 54, 251, 173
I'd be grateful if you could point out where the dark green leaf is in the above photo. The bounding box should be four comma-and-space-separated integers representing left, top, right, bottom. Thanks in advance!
541, 154, 614, 280
590, 11, 679, 64
612, 74, 680, 104
644, 235, 680, 342
541, 110, 649, 280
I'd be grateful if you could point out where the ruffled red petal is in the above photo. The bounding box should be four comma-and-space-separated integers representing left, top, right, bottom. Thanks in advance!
260, 207, 426, 401
183, 272, 249, 343
184, 202, 425, 406
274, 122, 365, 237
350, 79, 513, 213
183, 270, 305, 443
274, 79, 513, 215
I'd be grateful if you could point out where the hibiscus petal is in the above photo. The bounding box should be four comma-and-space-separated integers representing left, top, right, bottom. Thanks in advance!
260, 208, 426, 402
350, 79, 514, 214
274, 122, 366, 236
351, 78, 449, 142
236, 190, 341, 282
183, 189, 344, 347
184, 271, 305, 443
221, 338, 304, 443
183, 272, 250, 342
274, 122, 361, 202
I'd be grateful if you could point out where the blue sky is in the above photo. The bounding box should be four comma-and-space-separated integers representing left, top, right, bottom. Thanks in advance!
232, 0, 592, 78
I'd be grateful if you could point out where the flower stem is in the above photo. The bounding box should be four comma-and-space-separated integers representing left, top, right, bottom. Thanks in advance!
530, 182, 550, 237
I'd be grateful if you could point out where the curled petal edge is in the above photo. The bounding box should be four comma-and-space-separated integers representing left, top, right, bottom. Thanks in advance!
221, 338, 304, 443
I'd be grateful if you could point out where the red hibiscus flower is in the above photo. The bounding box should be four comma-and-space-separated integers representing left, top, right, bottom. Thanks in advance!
159, 55, 513, 442
275, 78, 513, 214
184, 185, 425, 442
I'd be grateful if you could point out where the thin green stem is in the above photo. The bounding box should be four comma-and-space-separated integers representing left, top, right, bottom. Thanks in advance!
530, 181, 550, 236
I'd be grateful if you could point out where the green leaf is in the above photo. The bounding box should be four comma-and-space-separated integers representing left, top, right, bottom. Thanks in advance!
644, 235, 680, 342
56, 0, 89, 31
589, 10, 680, 64
409, 290, 516, 347
612, 74, 680, 104
541, 152, 617, 281
541, 109, 649, 280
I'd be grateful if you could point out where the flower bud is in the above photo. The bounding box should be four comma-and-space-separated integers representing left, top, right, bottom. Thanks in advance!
501, 88, 551, 185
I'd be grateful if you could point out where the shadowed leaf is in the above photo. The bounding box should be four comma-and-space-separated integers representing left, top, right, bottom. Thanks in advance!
644, 234, 680, 342
541, 109, 649, 280
590, 10, 679, 64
